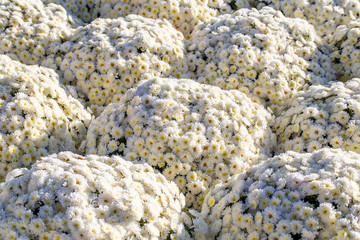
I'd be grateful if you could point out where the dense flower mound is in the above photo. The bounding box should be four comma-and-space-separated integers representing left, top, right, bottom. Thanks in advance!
0, 0, 81, 66
42, 0, 100, 23
331, 20, 360, 79
186, 7, 336, 115
47, 15, 187, 116
0, 55, 91, 181
256, 0, 359, 44
86, 77, 276, 210
43, 0, 216, 39
0, 151, 190, 240
274, 78, 360, 154
193, 148, 360, 239
97, 0, 217, 39
1, 1, 360, 239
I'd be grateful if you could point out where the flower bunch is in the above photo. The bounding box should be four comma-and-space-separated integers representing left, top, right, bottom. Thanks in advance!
42, 0, 99, 23
331, 20, 360, 79
193, 148, 360, 239
0, 0, 81, 66
86, 77, 275, 210
256, 0, 358, 44
0, 55, 91, 181
46, 15, 187, 116
274, 78, 360, 154
43, 0, 216, 39
186, 7, 335, 115
0, 151, 189, 240
98, 0, 216, 39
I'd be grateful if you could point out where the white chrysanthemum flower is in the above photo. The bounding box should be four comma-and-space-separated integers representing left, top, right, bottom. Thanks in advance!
0, 55, 91, 181
331, 20, 360, 80
43, 0, 216, 38
255, 0, 358, 44
0, 151, 191, 240
0, 0, 82, 65
194, 148, 360, 239
274, 78, 360, 154
48, 15, 187, 116
86, 77, 275, 210
42, 0, 100, 23
99, 0, 217, 38
186, 7, 336, 115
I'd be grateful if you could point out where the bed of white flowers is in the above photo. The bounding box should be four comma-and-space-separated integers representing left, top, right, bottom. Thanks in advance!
1, 0, 360, 239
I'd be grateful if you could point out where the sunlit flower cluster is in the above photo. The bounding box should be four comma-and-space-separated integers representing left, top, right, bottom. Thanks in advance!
193, 148, 360, 239
274, 78, 360, 154
45, 15, 187, 116
43, 0, 217, 39
186, 7, 336, 115
0, 55, 91, 181
86, 77, 275, 210
98, 0, 216, 39
331, 20, 360, 79
256, 0, 360, 44
0, 151, 190, 240
1, 0, 360, 239
0, 0, 81, 66
42, 0, 99, 23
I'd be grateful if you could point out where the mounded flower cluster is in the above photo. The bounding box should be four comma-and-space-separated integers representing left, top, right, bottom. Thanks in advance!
46, 15, 187, 116
42, 0, 100, 23
0, 0, 81, 66
43, 0, 217, 39
97, 0, 216, 39
186, 7, 336, 115
193, 148, 360, 239
256, 0, 359, 44
274, 78, 360, 154
0, 55, 91, 181
0, 151, 190, 240
86, 77, 275, 210
331, 20, 360, 79
1, 0, 360, 239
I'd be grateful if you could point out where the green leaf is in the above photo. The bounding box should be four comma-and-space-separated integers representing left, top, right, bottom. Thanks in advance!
344, 107, 355, 119
119, 137, 126, 145
137, 47, 145, 53
228, 0, 237, 10
166, 230, 175, 240
338, 75, 354, 82
335, 35, 348, 49
184, 224, 194, 238
155, 162, 167, 173
139, 218, 148, 227
302, 33, 310, 39
304, 194, 319, 208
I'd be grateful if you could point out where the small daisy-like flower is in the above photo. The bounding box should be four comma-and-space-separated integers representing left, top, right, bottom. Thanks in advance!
193, 148, 360, 239
86, 77, 275, 210
274, 79, 360, 155
0, 152, 187, 239
186, 7, 335, 115
0, 55, 91, 181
